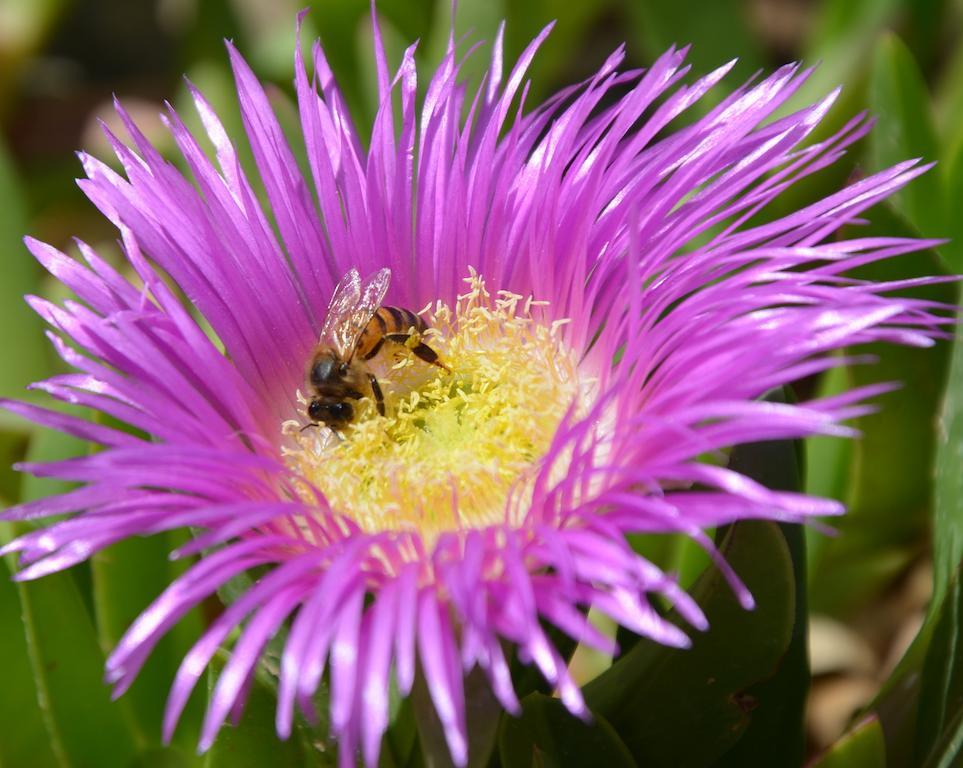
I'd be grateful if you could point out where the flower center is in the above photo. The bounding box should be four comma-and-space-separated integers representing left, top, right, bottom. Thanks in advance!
283, 271, 583, 542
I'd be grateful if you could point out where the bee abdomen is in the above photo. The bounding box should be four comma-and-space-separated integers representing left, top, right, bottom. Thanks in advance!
381, 306, 426, 335
357, 306, 427, 360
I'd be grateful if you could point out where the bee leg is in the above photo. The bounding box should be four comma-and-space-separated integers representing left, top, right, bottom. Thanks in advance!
410, 342, 451, 373
384, 334, 451, 373
368, 374, 386, 416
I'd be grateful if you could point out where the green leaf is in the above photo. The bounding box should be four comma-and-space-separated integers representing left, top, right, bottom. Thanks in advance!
384, 692, 417, 768
804, 364, 852, 533
868, 33, 944, 240
935, 6, 963, 158
411, 665, 501, 768
0, 522, 139, 767
942, 142, 963, 273
902, 0, 948, 74
583, 521, 796, 767
214, 567, 333, 762
914, 562, 963, 767
810, 716, 887, 768
204, 657, 314, 768
716, 394, 809, 767
0, 137, 49, 400
627, 0, 763, 85
130, 747, 196, 768
0, 430, 29, 509
377, 0, 435, 47
808, 209, 952, 618
303, 1, 370, 132
19, 425, 86, 504
504, 0, 617, 104
511, 618, 580, 700
792, 0, 900, 112
497, 693, 636, 768
424, 0, 502, 101
933, 314, 963, 615
868, 617, 933, 767
92, 532, 206, 750
0, 544, 61, 768
925, 722, 963, 768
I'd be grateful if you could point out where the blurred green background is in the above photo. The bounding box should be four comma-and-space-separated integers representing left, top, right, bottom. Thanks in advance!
1, 0, 962, 766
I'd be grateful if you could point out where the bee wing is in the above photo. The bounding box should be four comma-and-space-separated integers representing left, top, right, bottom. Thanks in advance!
319, 268, 361, 354
320, 267, 391, 357
341, 267, 391, 356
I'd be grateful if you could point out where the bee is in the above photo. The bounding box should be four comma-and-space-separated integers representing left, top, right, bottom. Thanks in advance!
304, 267, 448, 430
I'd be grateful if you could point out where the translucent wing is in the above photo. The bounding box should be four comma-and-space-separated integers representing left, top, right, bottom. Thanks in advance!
319, 267, 391, 358
319, 268, 361, 354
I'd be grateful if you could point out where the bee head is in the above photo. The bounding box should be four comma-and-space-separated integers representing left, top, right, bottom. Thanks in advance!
309, 353, 350, 387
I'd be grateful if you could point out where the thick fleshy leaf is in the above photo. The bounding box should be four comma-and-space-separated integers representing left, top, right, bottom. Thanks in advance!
1, 421, 98, 768
0, 543, 61, 768
497, 693, 636, 768
92, 532, 206, 749
945, 145, 963, 272
0, 114, 49, 403
18, 426, 85, 505
200, 606, 330, 765
0, 135, 49, 500
933, 315, 963, 613
867, 590, 939, 767
715, 395, 809, 767
204, 654, 326, 767
504, 0, 614, 102
215, 568, 292, 697
913, 563, 963, 767
804, 364, 853, 575
810, 716, 887, 768
383, 691, 417, 768
616, 535, 705, 656
923, 715, 963, 768
868, 33, 943, 240
627, 0, 762, 84
804, 366, 852, 508
511, 619, 580, 700
809, 209, 953, 617
794, 0, 900, 109
412, 666, 502, 768
0, 522, 139, 767
870, 630, 930, 767
902, 0, 945, 73
583, 521, 796, 766
424, 0, 503, 95
128, 748, 195, 768
0, 431, 28, 509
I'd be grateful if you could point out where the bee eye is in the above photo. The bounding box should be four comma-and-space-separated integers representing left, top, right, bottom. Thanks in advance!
310, 359, 331, 386
333, 402, 353, 420
307, 400, 325, 421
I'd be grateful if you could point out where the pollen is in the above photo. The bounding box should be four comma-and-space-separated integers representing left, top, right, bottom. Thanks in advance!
283, 270, 584, 542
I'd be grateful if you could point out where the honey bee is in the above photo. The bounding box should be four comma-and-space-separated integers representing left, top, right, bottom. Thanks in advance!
304, 267, 449, 430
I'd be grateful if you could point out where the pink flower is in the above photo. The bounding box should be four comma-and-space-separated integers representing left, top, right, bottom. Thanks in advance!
2, 10, 951, 767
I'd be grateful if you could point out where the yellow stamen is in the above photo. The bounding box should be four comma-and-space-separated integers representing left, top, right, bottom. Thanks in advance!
283, 271, 584, 544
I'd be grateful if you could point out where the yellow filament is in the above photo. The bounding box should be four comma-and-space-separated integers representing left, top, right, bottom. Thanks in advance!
283, 271, 582, 543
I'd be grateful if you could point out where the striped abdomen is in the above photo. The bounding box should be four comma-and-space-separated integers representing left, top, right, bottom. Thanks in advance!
355, 306, 427, 361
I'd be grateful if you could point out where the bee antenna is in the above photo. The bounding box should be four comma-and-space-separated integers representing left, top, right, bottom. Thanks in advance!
300, 422, 319, 433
